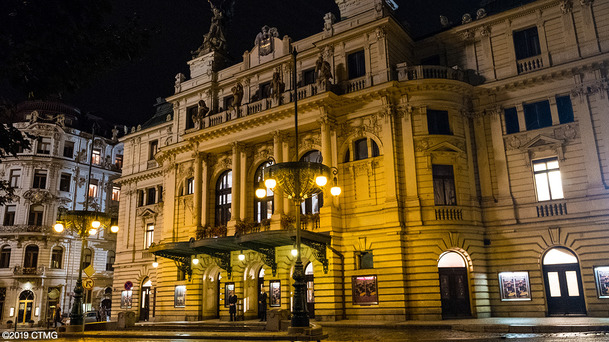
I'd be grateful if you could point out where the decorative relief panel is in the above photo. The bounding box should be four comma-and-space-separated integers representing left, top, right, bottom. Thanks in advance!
505, 123, 579, 165
339, 113, 381, 139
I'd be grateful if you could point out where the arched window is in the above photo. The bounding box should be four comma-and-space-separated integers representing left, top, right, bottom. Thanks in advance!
0, 245, 10, 268
51, 246, 63, 269
300, 151, 323, 214
24, 245, 38, 269
215, 170, 232, 226
82, 248, 93, 269
106, 251, 115, 271
254, 162, 273, 223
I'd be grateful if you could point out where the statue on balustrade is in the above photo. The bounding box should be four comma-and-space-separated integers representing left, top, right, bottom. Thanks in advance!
193, 100, 209, 129
270, 71, 285, 104
231, 82, 244, 111
315, 54, 333, 89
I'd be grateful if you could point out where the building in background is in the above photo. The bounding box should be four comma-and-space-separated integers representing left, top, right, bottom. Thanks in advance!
0, 101, 123, 325
112, 0, 609, 322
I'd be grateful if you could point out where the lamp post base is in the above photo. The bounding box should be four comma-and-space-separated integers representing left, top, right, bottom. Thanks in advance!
70, 280, 84, 326
291, 259, 309, 327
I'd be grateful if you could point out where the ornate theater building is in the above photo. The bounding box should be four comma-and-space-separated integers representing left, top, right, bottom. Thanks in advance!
112, 0, 609, 322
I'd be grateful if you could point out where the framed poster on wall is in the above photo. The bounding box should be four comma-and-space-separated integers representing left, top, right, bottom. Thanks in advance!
269, 280, 281, 307
120, 290, 132, 308
174, 285, 186, 308
498, 272, 531, 301
594, 266, 609, 298
224, 282, 235, 308
352, 275, 378, 305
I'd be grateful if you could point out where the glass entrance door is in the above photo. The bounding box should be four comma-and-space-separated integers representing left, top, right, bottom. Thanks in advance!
542, 248, 586, 315
139, 279, 151, 321
17, 290, 34, 324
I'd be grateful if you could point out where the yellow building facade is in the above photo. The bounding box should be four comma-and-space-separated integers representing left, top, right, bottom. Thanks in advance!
112, 0, 609, 322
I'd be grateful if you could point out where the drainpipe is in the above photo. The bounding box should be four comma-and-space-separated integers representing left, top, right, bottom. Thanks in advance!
326, 245, 346, 320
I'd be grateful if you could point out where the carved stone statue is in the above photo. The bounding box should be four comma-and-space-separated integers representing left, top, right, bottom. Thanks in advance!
231, 82, 244, 110
270, 71, 285, 103
193, 100, 209, 129
192, 0, 229, 58
315, 54, 333, 88
254, 25, 279, 56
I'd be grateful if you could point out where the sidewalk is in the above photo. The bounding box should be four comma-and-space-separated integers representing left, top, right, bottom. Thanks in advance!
55, 317, 609, 339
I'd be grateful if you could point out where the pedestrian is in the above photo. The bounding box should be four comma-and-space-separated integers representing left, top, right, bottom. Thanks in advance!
54, 306, 62, 327
228, 291, 238, 322
258, 288, 267, 322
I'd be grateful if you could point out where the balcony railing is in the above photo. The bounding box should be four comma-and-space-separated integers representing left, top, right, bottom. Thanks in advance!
0, 225, 51, 233
435, 207, 463, 221
13, 266, 45, 276
397, 64, 466, 82
517, 55, 543, 74
536, 202, 567, 218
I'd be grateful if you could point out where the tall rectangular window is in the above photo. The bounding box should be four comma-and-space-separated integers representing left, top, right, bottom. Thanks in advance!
347, 50, 366, 79
146, 188, 156, 205
114, 155, 123, 169
186, 106, 197, 130
556, 95, 574, 124
533, 157, 564, 201
51, 247, 63, 269
3, 205, 16, 226
91, 149, 101, 165
427, 110, 451, 135
524, 100, 552, 131
186, 178, 195, 195
63, 141, 74, 158
37, 137, 51, 154
432, 165, 457, 206
88, 179, 98, 198
28, 205, 44, 226
138, 190, 145, 206
223, 95, 234, 110
112, 187, 121, 201
149, 140, 158, 160
513, 26, 541, 60
504, 107, 520, 134
9, 169, 21, 188
303, 68, 316, 86
0, 247, 10, 268
145, 224, 154, 249
59, 173, 71, 192
33, 170, 47, 189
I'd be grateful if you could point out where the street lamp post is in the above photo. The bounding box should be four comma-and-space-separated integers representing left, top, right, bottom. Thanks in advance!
53, 124, 119, 327
256, 48, 341, 328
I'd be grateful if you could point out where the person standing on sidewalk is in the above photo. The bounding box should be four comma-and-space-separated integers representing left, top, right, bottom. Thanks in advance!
54, 306, 62, 327
228, 291, 238, 321
258, 288, 267, 322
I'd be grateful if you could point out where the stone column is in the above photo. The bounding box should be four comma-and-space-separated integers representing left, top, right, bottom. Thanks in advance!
161, 156, 177, 242
239, 148, 247, 221
201, 155, 209, 226
193, 152, 203, 229
230, 142, 241, 225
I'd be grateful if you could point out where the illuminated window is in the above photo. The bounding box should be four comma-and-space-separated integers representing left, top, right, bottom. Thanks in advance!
145, 224, 154, 249
186, 178, 195, 195
112, 187, 121, 201
88, 180, 98, 198
215, 171, 232, 226
91, 149, 101, 165
533, 158, 564, 201
300, 151, 323, 214
114, 155, 123, 169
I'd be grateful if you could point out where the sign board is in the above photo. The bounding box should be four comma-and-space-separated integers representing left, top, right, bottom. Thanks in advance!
83, 264, 95, 277
124, 281, 133, 291
83, 277, 94, 290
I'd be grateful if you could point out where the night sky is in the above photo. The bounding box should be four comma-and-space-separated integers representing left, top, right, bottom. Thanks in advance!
62, 0, 486, 127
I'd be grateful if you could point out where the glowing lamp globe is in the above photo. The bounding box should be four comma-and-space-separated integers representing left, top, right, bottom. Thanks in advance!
192, 258, 199, 265
291, 249, 298, 257
315, 175, 327, 187
88, 228, 98, 236
91, 220, 101, 229
110, 225, 119, 233
255, 188, 267, 199
331, 186, 342, 196
152, 261, 159, 268
238, 253, 245, 261
264, 178, 276, 189
54, 223, 64, 233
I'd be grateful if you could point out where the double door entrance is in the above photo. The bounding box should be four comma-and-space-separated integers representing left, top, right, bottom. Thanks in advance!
542, 248, 586, 316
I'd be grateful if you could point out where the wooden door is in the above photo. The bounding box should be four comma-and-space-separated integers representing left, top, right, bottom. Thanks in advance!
439, 267, 471, 319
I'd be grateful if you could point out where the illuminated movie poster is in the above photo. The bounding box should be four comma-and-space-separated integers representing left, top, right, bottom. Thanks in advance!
269, 280, 281, 307
120, 290, 132, 309
174, 285, 186, 308
352, 275, 378, 305
594, 267, 609, 298
498, 272, 531, 301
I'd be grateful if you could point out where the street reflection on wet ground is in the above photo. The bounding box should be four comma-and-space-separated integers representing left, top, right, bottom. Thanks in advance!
51, 328, 609, 342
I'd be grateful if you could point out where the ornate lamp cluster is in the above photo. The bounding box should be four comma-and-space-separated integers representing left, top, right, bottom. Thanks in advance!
54, 210, 119, 236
